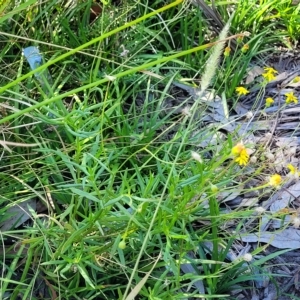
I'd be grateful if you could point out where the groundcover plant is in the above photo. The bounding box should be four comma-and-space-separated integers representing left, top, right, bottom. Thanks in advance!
1, 0, 300, 299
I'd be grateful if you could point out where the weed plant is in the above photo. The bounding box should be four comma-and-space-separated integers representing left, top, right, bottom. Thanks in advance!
0, 0, 299, 299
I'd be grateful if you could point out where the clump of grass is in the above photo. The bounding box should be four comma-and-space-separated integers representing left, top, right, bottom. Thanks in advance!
0, 0, 298, 299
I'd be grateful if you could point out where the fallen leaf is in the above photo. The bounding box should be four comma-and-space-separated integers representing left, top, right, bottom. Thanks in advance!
239, 228, 300, 249
0, 199, 36, 231
217, 188, 244, 203
245, 66, 264, 84
270, 181, 300, 212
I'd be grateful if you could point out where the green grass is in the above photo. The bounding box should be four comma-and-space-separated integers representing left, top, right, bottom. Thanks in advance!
0, 0, 299, 299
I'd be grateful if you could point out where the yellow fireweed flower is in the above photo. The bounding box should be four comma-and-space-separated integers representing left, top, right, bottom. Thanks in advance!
285, 91, 298, 104
265, 97, 274, 108
287, 164, 297, 174
262, 72, 276, 82
231, 142, 249, 166
235, 87, 249, 96
268, 174, 282, 187
231, 142, 244, 156
287, 164, 300, 179
264, 67, 277, 74
235, 149, 249, 166
262, 67, 278, 82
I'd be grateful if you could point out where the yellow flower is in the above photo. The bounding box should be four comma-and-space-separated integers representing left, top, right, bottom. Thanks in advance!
265, 97, 274, 108
287, 164, 300, 179
264, 67, 277, 74
287, 164, 297, 174
268, 174, 282, 187
285, 91, 298, 104
231, 142, 249, 166
262, 72, 276, 81
262, 67, 278, 82
235, 149, 249, 166
231, 142, 244, 155
235, 87, 249, 96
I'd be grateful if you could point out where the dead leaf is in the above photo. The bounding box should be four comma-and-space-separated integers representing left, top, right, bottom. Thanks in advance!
246, 66, 264, 84
270, 181, 300, 212
239, 228, 300, 249
234, 102, 251, 115
217, 188, 244, 202
238, 197, 258, 207
0, 199, 36, 231
180, 252, 205, 294
286, 81, 300, 88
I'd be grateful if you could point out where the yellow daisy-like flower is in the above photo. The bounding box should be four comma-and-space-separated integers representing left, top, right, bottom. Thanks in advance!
231, 142, 249, 166
262, 72, 276, 82
262, 67, 278, 82
287, 164, 297, 174
265, 97, 274, 108
285, 91, 298, 104
268, 174, 282, 187
287, 164, 300, 179
231, 142, 244, 155
264, 67, 277, 74
235, 87, 249, 96
235, 149, 249, 166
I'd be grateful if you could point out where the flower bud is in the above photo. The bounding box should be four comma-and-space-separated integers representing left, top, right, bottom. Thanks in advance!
118, 240, 126, 249
210, 184, 218, 193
